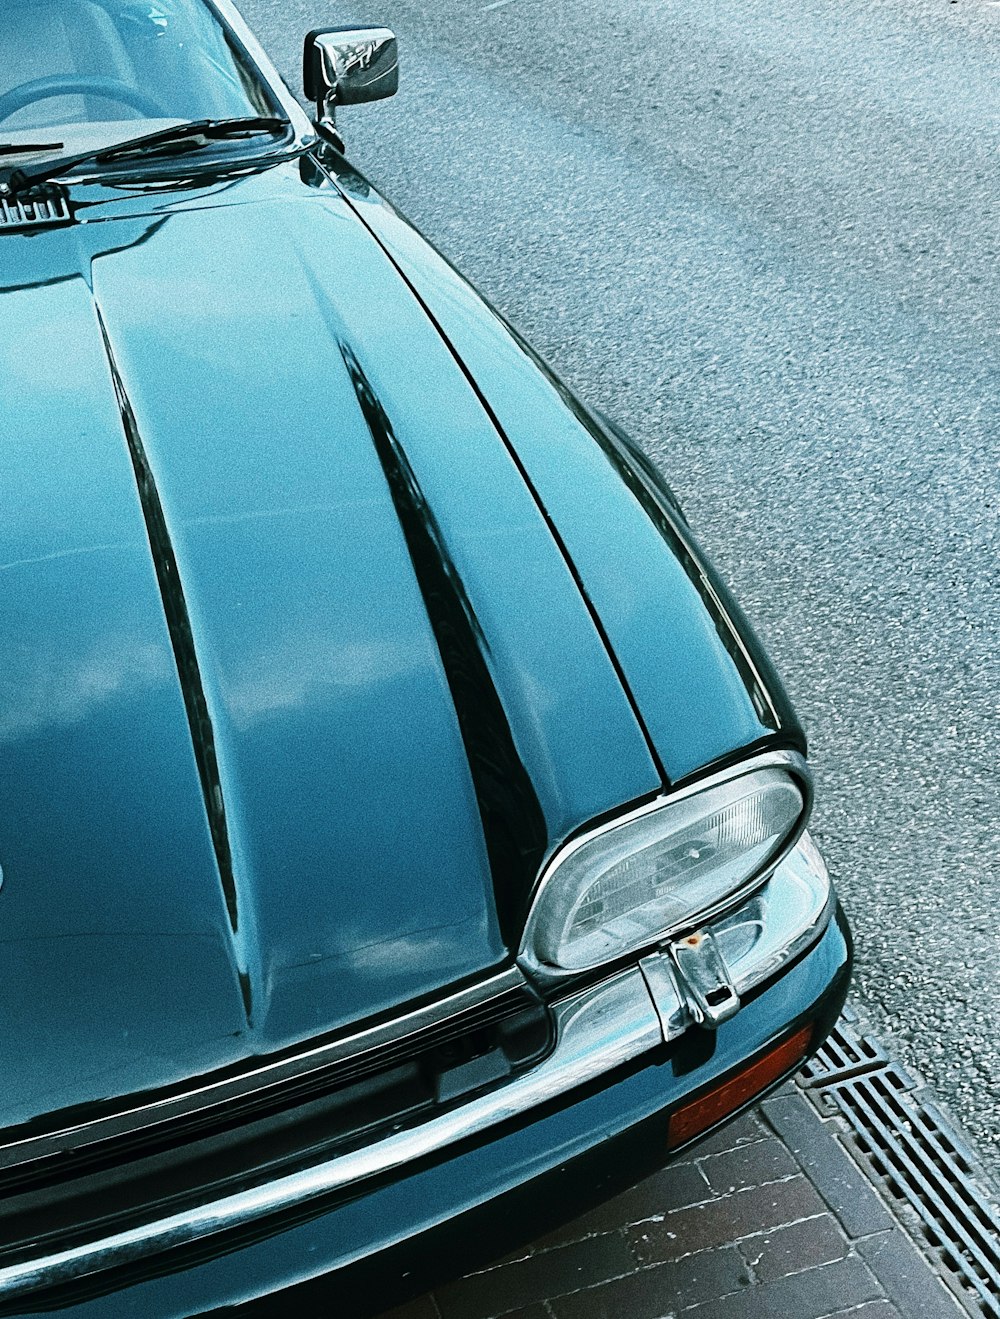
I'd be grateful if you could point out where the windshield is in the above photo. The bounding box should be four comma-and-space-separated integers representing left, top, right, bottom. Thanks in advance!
0, 0, 281, 166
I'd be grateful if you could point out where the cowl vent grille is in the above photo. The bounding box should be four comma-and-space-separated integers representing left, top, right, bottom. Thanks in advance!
0, 186, 72, 233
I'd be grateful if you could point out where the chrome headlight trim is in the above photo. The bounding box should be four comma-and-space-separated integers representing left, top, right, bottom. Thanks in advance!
518, 748, 812, 986
718, 831, 836, 997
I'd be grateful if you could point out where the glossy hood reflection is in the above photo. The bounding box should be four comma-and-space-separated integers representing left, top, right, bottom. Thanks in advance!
0, 167, 661, 1138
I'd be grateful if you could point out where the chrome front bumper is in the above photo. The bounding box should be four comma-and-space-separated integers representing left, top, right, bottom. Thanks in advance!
0, 833, 834, 1303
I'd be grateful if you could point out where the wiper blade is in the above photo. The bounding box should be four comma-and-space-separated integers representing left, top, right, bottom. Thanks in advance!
96, 116, 289, 165
0, 142, 64, 156
0, 117, 289, 194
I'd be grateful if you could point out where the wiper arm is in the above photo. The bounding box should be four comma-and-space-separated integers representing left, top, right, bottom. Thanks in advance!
0, 117, 289, 194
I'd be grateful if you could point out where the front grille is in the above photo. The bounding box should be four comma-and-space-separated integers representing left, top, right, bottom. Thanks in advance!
0, 976, 552, 1279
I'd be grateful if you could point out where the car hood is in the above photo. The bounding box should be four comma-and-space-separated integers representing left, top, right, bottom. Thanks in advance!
0, 162, 662, 1139
0, 158, 793, 1140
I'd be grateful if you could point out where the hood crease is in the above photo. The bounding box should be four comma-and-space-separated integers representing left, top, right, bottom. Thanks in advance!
92, 298, 255, 1027
336, 338, 549, 942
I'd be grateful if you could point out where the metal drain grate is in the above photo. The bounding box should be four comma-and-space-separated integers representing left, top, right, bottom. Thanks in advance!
798, 1010, 1000, 1316
799, 1006, 889, 1085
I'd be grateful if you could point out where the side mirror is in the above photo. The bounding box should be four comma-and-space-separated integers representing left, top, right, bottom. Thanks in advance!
303, 27, 398, 145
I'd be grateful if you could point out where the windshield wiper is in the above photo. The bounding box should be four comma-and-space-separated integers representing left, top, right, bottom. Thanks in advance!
0, 142, 64, 156
0, 117, 289, 194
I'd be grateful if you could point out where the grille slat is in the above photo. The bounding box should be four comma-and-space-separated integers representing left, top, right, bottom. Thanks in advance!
0, 186, 72, 234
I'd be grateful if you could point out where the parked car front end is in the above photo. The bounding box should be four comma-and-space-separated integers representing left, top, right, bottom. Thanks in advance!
0, 3, 850, 1313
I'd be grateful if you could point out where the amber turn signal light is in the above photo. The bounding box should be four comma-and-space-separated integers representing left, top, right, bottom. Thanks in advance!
666, 1023, 814, 1150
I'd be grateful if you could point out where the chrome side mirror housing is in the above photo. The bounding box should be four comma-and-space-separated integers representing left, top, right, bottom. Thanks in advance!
303, 27, 398, 145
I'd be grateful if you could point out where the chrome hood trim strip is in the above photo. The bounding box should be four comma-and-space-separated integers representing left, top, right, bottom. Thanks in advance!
0, 836, 832, 1303
0, 966, 528, 1173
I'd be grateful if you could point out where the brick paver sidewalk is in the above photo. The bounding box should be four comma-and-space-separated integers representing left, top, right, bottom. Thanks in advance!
380, 1083, 969, 1319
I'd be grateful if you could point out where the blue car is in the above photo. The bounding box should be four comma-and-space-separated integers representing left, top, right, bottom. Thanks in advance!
0, 3, 851, 1314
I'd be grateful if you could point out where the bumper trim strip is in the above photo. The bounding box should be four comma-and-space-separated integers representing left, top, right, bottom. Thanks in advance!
0, 835, 832, 1302
0, 973, 661, 1301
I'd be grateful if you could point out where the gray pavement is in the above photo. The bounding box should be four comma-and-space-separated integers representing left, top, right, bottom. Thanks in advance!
238, 0, 1000, 1168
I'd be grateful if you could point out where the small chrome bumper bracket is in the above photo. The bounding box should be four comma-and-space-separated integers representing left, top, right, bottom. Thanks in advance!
640, 928, 740, 1039
638, 949, 686, 1042
669, 928, 741, 1028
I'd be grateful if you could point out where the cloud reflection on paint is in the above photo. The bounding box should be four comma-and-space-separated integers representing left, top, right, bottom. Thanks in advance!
223, 633, 424, 730
0, 626, 170, 745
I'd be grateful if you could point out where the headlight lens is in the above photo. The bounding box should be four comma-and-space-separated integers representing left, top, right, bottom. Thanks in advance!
524, 766, 805, 974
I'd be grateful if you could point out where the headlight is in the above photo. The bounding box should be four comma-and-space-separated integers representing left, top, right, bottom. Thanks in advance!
520, 757, 808, 978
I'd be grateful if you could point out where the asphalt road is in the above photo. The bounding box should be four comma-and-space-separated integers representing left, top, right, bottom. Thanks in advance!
240, 0, 1000, 1170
